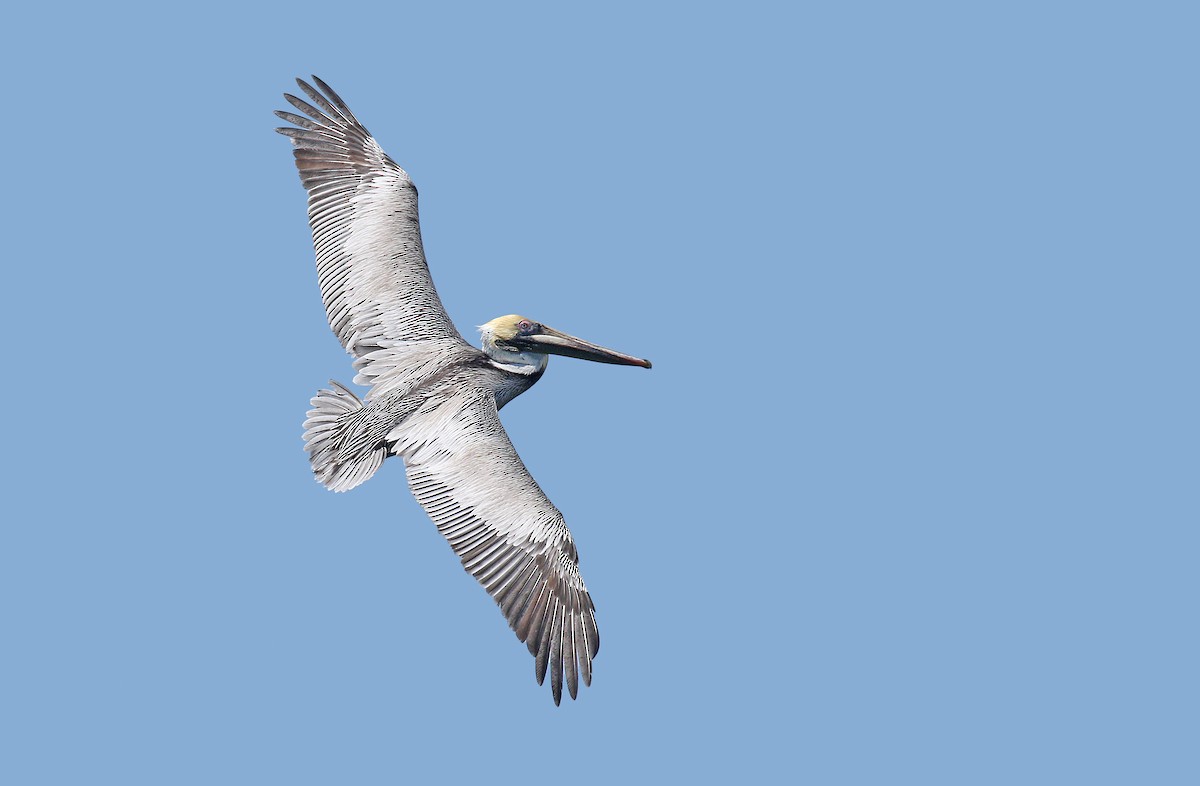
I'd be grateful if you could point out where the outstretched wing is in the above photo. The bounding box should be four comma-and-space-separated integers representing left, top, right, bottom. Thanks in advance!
389, 386, 600, 705
275, 76, 468, 357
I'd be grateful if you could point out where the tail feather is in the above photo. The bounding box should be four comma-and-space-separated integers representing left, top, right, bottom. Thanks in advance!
303, 380, 388, 492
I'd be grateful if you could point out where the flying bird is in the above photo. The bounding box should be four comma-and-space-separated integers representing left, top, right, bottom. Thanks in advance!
275, 76, 651, 704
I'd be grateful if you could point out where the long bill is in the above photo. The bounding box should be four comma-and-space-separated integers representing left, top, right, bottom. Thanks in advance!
523, 327, 652, 369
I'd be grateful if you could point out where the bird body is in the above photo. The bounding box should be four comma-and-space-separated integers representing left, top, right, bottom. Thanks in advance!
276, 77, 650, 704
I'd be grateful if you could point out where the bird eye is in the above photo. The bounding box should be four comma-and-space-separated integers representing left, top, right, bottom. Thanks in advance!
518, 320, 533, 332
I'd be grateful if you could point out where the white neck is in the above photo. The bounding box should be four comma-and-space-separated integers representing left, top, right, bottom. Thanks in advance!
487, 354, 547, 375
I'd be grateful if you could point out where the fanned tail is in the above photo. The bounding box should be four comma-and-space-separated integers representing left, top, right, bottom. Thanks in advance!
302, 381, 388, 492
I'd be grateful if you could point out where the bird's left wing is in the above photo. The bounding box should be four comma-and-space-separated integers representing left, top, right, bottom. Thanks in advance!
389, 386, 600, 705
274, 76, 469, 362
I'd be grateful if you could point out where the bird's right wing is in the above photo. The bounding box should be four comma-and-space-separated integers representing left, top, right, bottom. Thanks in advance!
275, 77, 469, 360
389, 386, 600, 705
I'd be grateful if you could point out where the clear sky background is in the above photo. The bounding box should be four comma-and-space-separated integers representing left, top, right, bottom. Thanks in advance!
3, 2, 1196, 784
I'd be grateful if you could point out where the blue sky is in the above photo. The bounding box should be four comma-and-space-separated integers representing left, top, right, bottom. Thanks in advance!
3, 2, 1197, 783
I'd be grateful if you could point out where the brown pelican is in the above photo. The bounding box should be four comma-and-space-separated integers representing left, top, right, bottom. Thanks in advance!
275, 77, 651, 704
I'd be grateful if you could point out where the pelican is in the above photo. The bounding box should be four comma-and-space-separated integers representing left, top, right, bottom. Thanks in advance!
275, 77, 651, 704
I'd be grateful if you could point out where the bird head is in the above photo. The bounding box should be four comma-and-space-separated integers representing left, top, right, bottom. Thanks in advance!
479, 315, 652, 369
